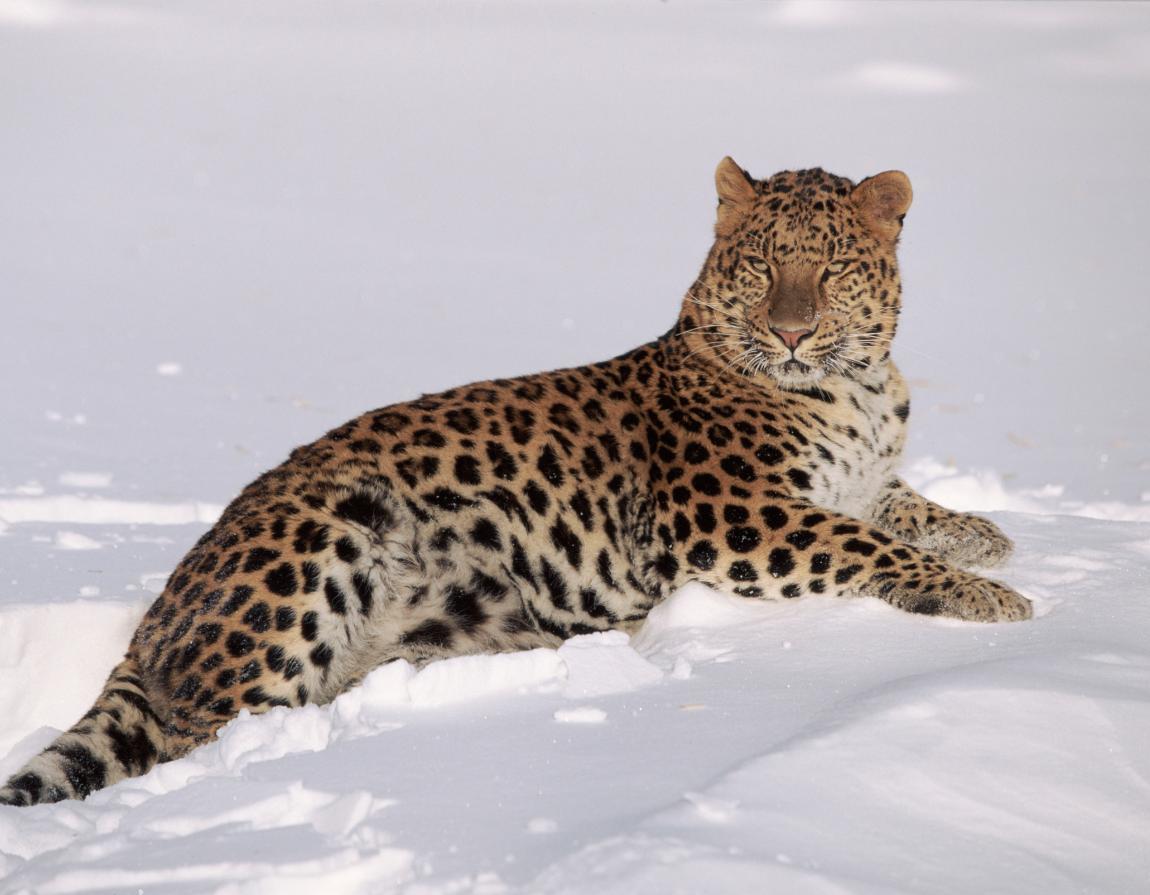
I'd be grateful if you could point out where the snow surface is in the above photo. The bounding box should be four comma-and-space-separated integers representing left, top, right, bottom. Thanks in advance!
2, 1, 1150, 892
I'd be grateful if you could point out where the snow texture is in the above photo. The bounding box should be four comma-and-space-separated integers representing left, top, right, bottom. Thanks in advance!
2, 1, 1149, 893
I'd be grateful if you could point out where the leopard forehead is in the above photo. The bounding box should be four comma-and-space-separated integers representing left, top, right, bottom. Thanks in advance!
761, 167, 855, 201
738, 167, 878, 260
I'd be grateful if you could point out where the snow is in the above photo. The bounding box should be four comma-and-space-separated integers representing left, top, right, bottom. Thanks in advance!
0, 497, 224, 526
50, 531, 102, 552
2, 1, 1150, 892
552, 708, 607, 725
5, 500, 1149, 892
55, 473, 112, 490
842, 62, 968, 95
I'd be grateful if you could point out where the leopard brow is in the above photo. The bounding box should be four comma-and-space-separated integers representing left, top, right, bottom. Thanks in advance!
829, 237, 857, 259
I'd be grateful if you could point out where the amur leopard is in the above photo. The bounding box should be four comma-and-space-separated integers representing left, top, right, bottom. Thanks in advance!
0, 159, 1030, 807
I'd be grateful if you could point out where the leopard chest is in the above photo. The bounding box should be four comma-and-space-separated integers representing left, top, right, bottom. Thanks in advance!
786, 372, 908, 518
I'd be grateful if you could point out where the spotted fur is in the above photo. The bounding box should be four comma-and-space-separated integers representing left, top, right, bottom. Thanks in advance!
0, 159, 1029, 807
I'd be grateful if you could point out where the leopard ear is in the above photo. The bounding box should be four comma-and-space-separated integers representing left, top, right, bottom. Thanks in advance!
852, 171, 913, 243
715, 156, 757, 237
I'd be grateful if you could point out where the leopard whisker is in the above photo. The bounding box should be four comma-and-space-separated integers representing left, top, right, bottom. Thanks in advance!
683, 296, 744, 323
681, 333, 750, 365
676, 322, 744, 338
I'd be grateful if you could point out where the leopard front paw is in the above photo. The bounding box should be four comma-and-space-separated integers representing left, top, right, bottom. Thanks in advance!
919, 512, 1014, 569
884, 573, 1031, 622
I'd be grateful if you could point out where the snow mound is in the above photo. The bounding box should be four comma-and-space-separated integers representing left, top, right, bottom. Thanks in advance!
5, 465, 1150, 891
905, 458, 1150, 522
0, 496, 224, 526
3, 514, 1150, 893
557, 631, 665, 698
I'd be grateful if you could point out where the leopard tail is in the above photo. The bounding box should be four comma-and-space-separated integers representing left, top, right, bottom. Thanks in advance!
0, 653, 165, 806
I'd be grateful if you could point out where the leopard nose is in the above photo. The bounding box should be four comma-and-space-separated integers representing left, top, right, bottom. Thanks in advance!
769, 325, 816, 351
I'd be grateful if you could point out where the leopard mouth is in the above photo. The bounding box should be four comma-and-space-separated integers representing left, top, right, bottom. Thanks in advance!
699, 326, 827, 387
748, 336, 824, 385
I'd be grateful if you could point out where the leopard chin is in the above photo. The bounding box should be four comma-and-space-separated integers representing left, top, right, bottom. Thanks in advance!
765, 358, 827, 390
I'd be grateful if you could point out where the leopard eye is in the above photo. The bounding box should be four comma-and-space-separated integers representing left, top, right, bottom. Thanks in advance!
745, 256, 771, 276
825, 260, 849, 275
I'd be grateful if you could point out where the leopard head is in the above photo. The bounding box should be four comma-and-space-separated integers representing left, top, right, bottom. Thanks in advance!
679, 158, 912, 390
